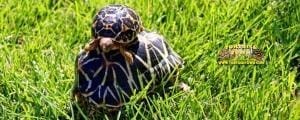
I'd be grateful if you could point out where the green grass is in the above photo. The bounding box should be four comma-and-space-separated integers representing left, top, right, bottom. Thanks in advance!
0, 0, 300, 119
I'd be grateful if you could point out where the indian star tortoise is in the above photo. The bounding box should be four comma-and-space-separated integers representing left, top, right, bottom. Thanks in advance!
71, 4, 189, 113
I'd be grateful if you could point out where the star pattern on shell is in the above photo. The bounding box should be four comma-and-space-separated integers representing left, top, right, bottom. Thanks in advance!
72, 4, 186, 115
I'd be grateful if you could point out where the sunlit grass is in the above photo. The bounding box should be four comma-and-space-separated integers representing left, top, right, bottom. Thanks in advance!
0, 0, 299, 119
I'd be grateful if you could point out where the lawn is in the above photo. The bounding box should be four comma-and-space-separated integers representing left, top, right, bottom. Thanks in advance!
0, 0, 299, 119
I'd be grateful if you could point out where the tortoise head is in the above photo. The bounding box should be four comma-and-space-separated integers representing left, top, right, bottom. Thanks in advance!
88, 4, 143, 52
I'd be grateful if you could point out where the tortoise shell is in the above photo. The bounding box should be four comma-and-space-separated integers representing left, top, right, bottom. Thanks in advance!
91, 4, 143, 44
73, 31, 183, 110
72, 5, 184, 112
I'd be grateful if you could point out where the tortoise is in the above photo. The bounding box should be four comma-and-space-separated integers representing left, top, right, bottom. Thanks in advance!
71, 4, 188, 115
